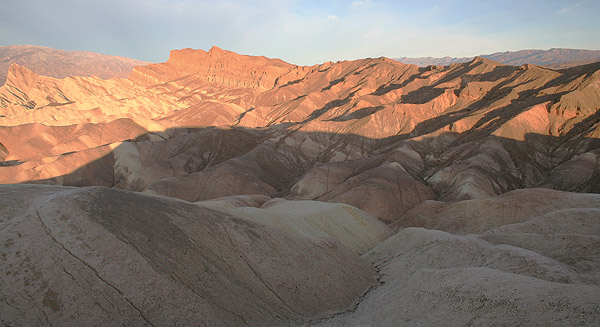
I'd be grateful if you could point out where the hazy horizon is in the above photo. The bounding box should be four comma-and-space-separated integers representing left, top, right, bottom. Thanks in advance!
2, 0, 599, 65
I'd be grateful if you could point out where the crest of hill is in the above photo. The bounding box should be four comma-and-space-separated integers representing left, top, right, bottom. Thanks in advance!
0, 45, 149, 85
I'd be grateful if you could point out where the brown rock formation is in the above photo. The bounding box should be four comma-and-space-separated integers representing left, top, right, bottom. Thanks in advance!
129, 46, 294, 89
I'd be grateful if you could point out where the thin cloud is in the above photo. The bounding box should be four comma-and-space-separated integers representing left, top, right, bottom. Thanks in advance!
327, 15, 339, 21
557, 1, 587, 14
351, 0, 373, 8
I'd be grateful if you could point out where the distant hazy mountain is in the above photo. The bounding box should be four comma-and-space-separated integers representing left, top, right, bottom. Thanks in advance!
394, 48, 600, 68
0, 45, 149, 85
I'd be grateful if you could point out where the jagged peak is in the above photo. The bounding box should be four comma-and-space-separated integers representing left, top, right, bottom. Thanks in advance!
470, 56, 503, 66
134, 47, 295, 89
208, 45, 228, 55
7, 62, 37, 76
4, 63, 40, 89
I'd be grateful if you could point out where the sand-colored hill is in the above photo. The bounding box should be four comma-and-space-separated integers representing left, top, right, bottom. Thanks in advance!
197, 198, 391, 254
0, 184, 376, 326
311, 189, 600, 326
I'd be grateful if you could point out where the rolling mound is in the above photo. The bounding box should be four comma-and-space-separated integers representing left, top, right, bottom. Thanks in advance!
311, 189, 600, 326
0, 184, 375, 326
197, 198, 391, 254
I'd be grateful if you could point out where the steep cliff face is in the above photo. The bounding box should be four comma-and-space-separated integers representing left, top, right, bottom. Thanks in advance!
129, 46, 294, 89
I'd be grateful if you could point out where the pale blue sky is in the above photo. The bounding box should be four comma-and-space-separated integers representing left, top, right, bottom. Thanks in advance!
1, 0, 598, 65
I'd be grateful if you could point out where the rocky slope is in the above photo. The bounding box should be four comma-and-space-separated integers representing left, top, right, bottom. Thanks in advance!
311, 189, 600, 326
0, 184, 376, 326
394, 48, 600, 68
0, 45, 149, 86
1, 46, 600, 325
1, 48, 599, 222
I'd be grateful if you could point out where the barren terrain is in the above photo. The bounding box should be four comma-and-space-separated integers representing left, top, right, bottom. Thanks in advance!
1, 46, 599, 326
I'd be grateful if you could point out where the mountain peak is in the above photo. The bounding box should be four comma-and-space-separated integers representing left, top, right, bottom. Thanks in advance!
5, 63, 40, 89
470, 56, 501, 66
133, 47, 294, 89
208, 45, 228, 54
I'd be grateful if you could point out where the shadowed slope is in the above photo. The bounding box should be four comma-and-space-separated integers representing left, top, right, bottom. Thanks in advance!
1, 47, 599, 223
0, 184, 376, 326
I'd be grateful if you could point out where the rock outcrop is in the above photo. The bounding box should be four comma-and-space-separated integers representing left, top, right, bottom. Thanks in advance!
129, 46, 294, 89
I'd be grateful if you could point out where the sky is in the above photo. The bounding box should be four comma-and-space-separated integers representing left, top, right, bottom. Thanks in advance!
1, 0, 599, 65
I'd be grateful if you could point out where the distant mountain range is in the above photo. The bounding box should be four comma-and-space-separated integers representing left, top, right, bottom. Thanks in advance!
0, 45, 149, 85
394, 48, 600, 68
2, 46, 600, 88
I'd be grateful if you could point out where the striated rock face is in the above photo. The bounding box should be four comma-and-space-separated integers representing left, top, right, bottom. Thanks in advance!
0, 184, 376, 327
129, 46, 294, 89
0, 45, 149, 86
0, 142, 7, 161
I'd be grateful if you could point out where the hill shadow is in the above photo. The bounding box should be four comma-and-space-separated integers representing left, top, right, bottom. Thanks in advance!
2, 121, 598, 209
